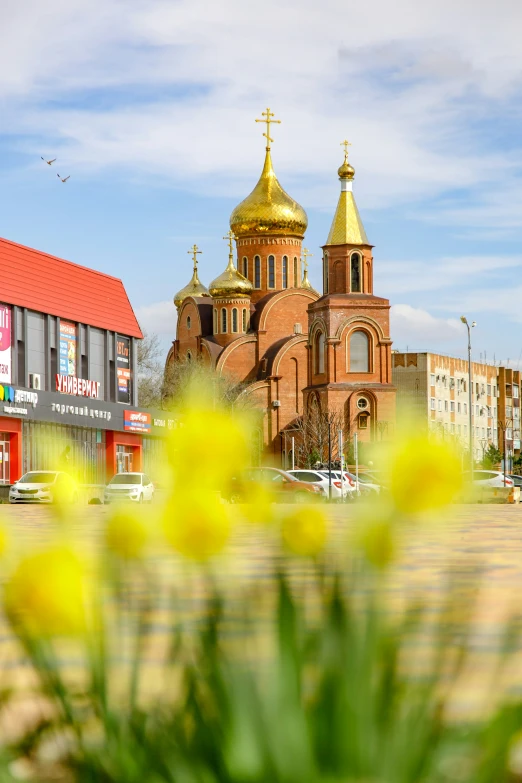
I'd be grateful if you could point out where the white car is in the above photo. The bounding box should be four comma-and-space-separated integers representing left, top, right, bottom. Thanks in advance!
9, 471, 78, 504
464, 470, 514, 488
343, 471, 381, 494
104, 473, 154, 504
288, 469, 354, 500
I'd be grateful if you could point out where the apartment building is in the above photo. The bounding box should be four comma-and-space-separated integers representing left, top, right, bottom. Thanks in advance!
497, 367, 521, 471
392, 352, 498, 462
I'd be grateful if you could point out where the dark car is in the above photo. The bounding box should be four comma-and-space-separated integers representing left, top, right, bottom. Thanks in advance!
226, 467, 324, 504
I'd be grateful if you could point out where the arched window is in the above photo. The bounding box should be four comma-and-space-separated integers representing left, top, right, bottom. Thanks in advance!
291, 357, 299, 413
349, 330, 370, 372
254, 256, 261, 288
232, 308, 238, 333
315, 331, 325, 374
186, 351, 192, 362
333, 260, 345, 293
242, 257, 248, 277
294, 256, 298, 287
186, 315, 191, 330
213, 308, 218, 333
282, 256, 288, 288
268, 255, 275, 288
323, 254, 329, 293
351, 253, 362, 292
221, 308, 227, 333
242, 308, 247, 332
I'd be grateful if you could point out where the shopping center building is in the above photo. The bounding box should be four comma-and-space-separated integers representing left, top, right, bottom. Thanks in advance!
0, 237, 170, 485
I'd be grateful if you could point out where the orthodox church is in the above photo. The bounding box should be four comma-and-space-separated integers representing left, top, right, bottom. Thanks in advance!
166, 110, 395, 460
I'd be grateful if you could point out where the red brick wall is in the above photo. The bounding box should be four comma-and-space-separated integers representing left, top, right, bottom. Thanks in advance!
235, 235, 303, 303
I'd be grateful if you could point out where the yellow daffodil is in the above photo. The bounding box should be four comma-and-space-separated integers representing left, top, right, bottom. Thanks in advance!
105, 507, 149, 560
281, 507, 327, 557
0, 525, 8, 557
388, 434, 463, 514
358, 519, 396, 570
5, 547, 87, 636
163, 492, 231, 560
166, 404, 251, 491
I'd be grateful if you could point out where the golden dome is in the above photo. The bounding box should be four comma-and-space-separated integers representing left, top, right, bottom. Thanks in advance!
338, 159, 355, 180
230, 149, 308, 238
173, 266, 210, 309
209, 255, 253, 299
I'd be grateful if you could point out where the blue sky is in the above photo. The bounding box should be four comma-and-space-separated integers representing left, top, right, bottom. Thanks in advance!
2, 0, 522, 363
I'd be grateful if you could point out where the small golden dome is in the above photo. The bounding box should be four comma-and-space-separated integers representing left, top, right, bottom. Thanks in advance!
338, 159, 355, 180
230, 149, 308, 238
174, 267, 210, 309
301, 268, 318, 294
209, 255, 253, 299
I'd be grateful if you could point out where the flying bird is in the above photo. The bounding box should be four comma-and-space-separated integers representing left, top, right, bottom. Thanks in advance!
41, 157, 56, 165
56, 174, 70, 183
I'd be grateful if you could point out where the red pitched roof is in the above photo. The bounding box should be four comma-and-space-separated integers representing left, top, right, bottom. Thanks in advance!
0, 237, 142, 338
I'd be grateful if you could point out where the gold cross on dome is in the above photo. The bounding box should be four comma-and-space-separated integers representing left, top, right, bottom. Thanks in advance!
302, 247, 313, 271
188, 244, 202, 268
341, 139, 352, 159
255, 107, 281, 150
223, 230, 236, 256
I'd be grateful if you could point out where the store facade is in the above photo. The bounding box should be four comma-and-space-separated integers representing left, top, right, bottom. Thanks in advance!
0, 237, 170, 485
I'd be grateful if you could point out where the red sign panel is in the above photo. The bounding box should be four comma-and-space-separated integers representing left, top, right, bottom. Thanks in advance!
124, 410, 151, 434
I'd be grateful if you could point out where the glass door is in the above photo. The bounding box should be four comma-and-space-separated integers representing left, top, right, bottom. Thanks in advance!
116, 446, 133, 474
0, 439, 10, 484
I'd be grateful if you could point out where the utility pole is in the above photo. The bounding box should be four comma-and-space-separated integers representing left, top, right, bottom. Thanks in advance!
461, 316, 476, 480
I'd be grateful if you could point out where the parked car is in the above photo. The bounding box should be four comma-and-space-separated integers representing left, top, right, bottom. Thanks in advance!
226, 467, 324, 504
342, 471, 381, 494
288, 469, 354, 501
508, 475, 522, 488
9, 471, 78, 504
104, 473, 154, 504
463, 470, 514, 488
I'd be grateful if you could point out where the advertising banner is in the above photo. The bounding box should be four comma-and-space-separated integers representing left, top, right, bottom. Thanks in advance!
0, 305, 11, 384
59, 321, 77, 377
124, 410, 151, 434
116, 336, 131, 404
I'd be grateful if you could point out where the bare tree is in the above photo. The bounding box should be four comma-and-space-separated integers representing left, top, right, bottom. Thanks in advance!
162, 355, 257, 412
288, 405, 345, 468
137, 331, 164, 408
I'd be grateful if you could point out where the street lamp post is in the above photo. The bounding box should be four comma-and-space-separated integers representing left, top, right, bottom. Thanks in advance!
460, 316, 476, 480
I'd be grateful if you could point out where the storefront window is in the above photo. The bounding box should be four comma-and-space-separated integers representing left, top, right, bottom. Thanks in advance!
22, 421, 106, 484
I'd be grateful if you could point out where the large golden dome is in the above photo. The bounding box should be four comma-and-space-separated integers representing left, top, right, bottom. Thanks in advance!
209, 255, 253, 299
230, 149, 308, 238
173, 266, 210, 309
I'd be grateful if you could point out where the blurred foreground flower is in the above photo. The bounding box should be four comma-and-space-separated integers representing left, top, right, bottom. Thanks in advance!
163, 492, 231, 560
281, 507, 327, 557
358, 518, 396, 570
5, 547, 86, 636
105, 506, 149, 560
389, 433, 463, 514
166, 404, 251, 491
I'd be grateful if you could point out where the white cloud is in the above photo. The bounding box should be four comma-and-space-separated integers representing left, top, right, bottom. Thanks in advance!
2, 0, 522, 222
135, 300, 176, 337
391, 304, 462, 347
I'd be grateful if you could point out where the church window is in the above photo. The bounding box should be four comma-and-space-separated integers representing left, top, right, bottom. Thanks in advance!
242, 308, 247, 332
282, 256, 288, 289
351, 253, 362, 292
358, 412, 369, 429
186, 315, 191, 330
323, 254, 329, 293
294, 257, 298, 287
254, 256, 261, 288
213, 308, 218, 333
242, 257, 248, 277
349, 330, 369, 372
232, 308, 238, 333
291, 357, 299, 413
221, 308, 227, 333
357, 397, 368, 410
268, 255, 275, 288
186, 351, 192, 362
315, 331, 325, 374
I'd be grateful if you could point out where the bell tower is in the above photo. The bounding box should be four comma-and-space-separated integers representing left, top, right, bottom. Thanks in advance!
304, 142, 396, 443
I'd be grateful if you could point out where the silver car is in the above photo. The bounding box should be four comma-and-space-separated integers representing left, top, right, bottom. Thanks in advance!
9, 471, 78, 504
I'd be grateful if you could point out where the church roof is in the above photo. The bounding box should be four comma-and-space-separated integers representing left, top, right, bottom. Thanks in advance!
230, 148, 307, 238
325, 149, 369, 246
